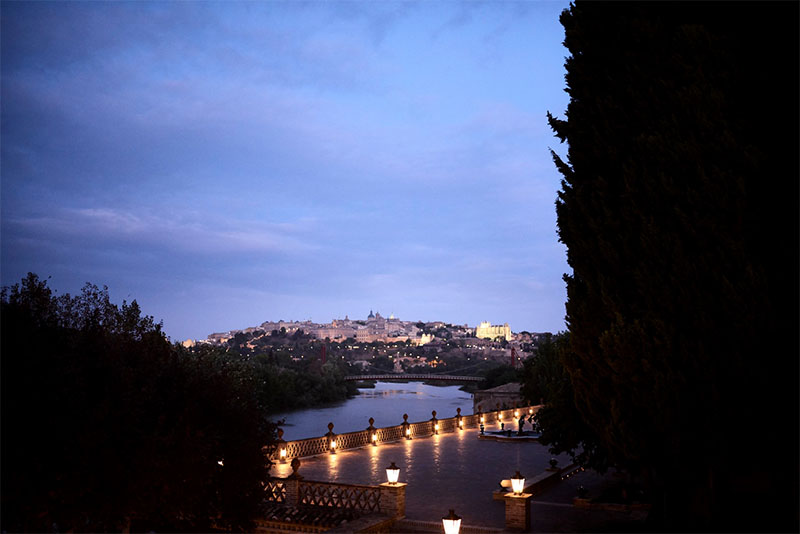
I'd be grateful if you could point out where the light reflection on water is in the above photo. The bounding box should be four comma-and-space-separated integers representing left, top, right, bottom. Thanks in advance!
272, 381, 473, 440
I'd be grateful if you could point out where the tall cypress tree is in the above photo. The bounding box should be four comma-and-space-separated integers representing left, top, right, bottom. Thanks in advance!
549, 3, 798, 530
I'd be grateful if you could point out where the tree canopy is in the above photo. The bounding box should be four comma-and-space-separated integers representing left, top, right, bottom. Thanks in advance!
1, 274, 276, 532
547, 2, 798, 530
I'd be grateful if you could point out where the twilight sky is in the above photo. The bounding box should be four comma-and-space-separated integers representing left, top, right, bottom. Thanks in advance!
1, 1, 571, 342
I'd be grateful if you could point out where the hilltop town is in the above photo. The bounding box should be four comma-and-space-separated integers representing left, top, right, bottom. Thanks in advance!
184, 312, 552, 374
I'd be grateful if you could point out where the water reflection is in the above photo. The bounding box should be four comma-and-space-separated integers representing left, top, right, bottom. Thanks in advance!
358, 389, 424, 398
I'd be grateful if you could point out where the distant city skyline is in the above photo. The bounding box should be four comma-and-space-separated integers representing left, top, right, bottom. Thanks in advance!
1, 1, 571, 342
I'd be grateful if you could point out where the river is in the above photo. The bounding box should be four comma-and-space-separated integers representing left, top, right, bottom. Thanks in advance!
272, 381, 474, 441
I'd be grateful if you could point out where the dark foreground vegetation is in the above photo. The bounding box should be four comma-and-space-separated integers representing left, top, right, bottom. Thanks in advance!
0, 274, 281, 532
525, 2, 798, 532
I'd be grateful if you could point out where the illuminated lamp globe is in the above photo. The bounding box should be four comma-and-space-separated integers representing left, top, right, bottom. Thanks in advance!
511, 471, 525, 495
386, 462, 400, 484
442, 509, 462, 534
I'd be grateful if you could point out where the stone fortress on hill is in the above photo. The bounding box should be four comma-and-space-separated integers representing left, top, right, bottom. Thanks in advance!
201, 311, 518, 346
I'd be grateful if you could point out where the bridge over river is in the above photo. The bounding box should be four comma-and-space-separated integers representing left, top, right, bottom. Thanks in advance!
344, 373, 483, 383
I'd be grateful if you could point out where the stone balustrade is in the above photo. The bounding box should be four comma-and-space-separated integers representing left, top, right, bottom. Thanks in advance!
263, 458, 406, 527
271, 405, 541, 461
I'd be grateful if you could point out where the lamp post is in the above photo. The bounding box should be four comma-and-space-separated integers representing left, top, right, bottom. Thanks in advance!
456, 407, 463, 430
325, 422, 337, 454
402, 413, 411, 440
277, 428, 287, 463
367, 417, 378, 447
442, 509, 462, 534
379, 461, 406, 518
431, 410, 439, 435
504, 471, 532, 532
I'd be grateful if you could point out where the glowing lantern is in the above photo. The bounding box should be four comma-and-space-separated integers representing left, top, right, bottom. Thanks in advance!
279, 447, 287, 461
442, 509, 462, 534
386, 462, 400, 484
372, 433, 378, 446
511, 471, 525, 495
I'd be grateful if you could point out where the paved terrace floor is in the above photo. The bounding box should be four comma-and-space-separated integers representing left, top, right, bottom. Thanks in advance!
270, 422, 648, 531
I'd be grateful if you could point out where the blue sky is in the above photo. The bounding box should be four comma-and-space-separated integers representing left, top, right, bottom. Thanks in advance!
1, 1, 571, 341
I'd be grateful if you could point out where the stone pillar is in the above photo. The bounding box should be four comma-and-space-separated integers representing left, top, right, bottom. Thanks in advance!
379, 482, 407, 519
285, 458, 303, 507
504, 493, 532, 532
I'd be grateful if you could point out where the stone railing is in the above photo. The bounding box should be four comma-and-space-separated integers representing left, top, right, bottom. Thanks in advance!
264, 478, 287, 503
271, 405, 542, 461
264, 458, 406, 521
298, 480, 381, 512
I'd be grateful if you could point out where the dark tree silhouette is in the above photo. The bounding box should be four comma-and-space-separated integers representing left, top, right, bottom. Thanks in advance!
521, 333, 609, 472
1, 274, 276, 532
548, 2, 798, 531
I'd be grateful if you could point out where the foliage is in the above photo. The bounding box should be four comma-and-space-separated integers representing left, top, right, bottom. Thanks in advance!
1, 274, 276, 532
250, 352, 358, 413
479, 364, 519, 390
548, 3, 798, 530
521, 333, 609, 472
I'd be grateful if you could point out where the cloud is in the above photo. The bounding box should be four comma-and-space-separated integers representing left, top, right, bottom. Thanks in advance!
7, 208, 320, 256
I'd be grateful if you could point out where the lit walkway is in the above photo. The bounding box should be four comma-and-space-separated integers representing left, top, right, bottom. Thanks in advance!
271, 422, 572, 529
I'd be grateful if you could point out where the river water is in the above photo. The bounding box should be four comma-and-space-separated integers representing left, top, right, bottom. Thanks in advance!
272, 381, 474, 441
